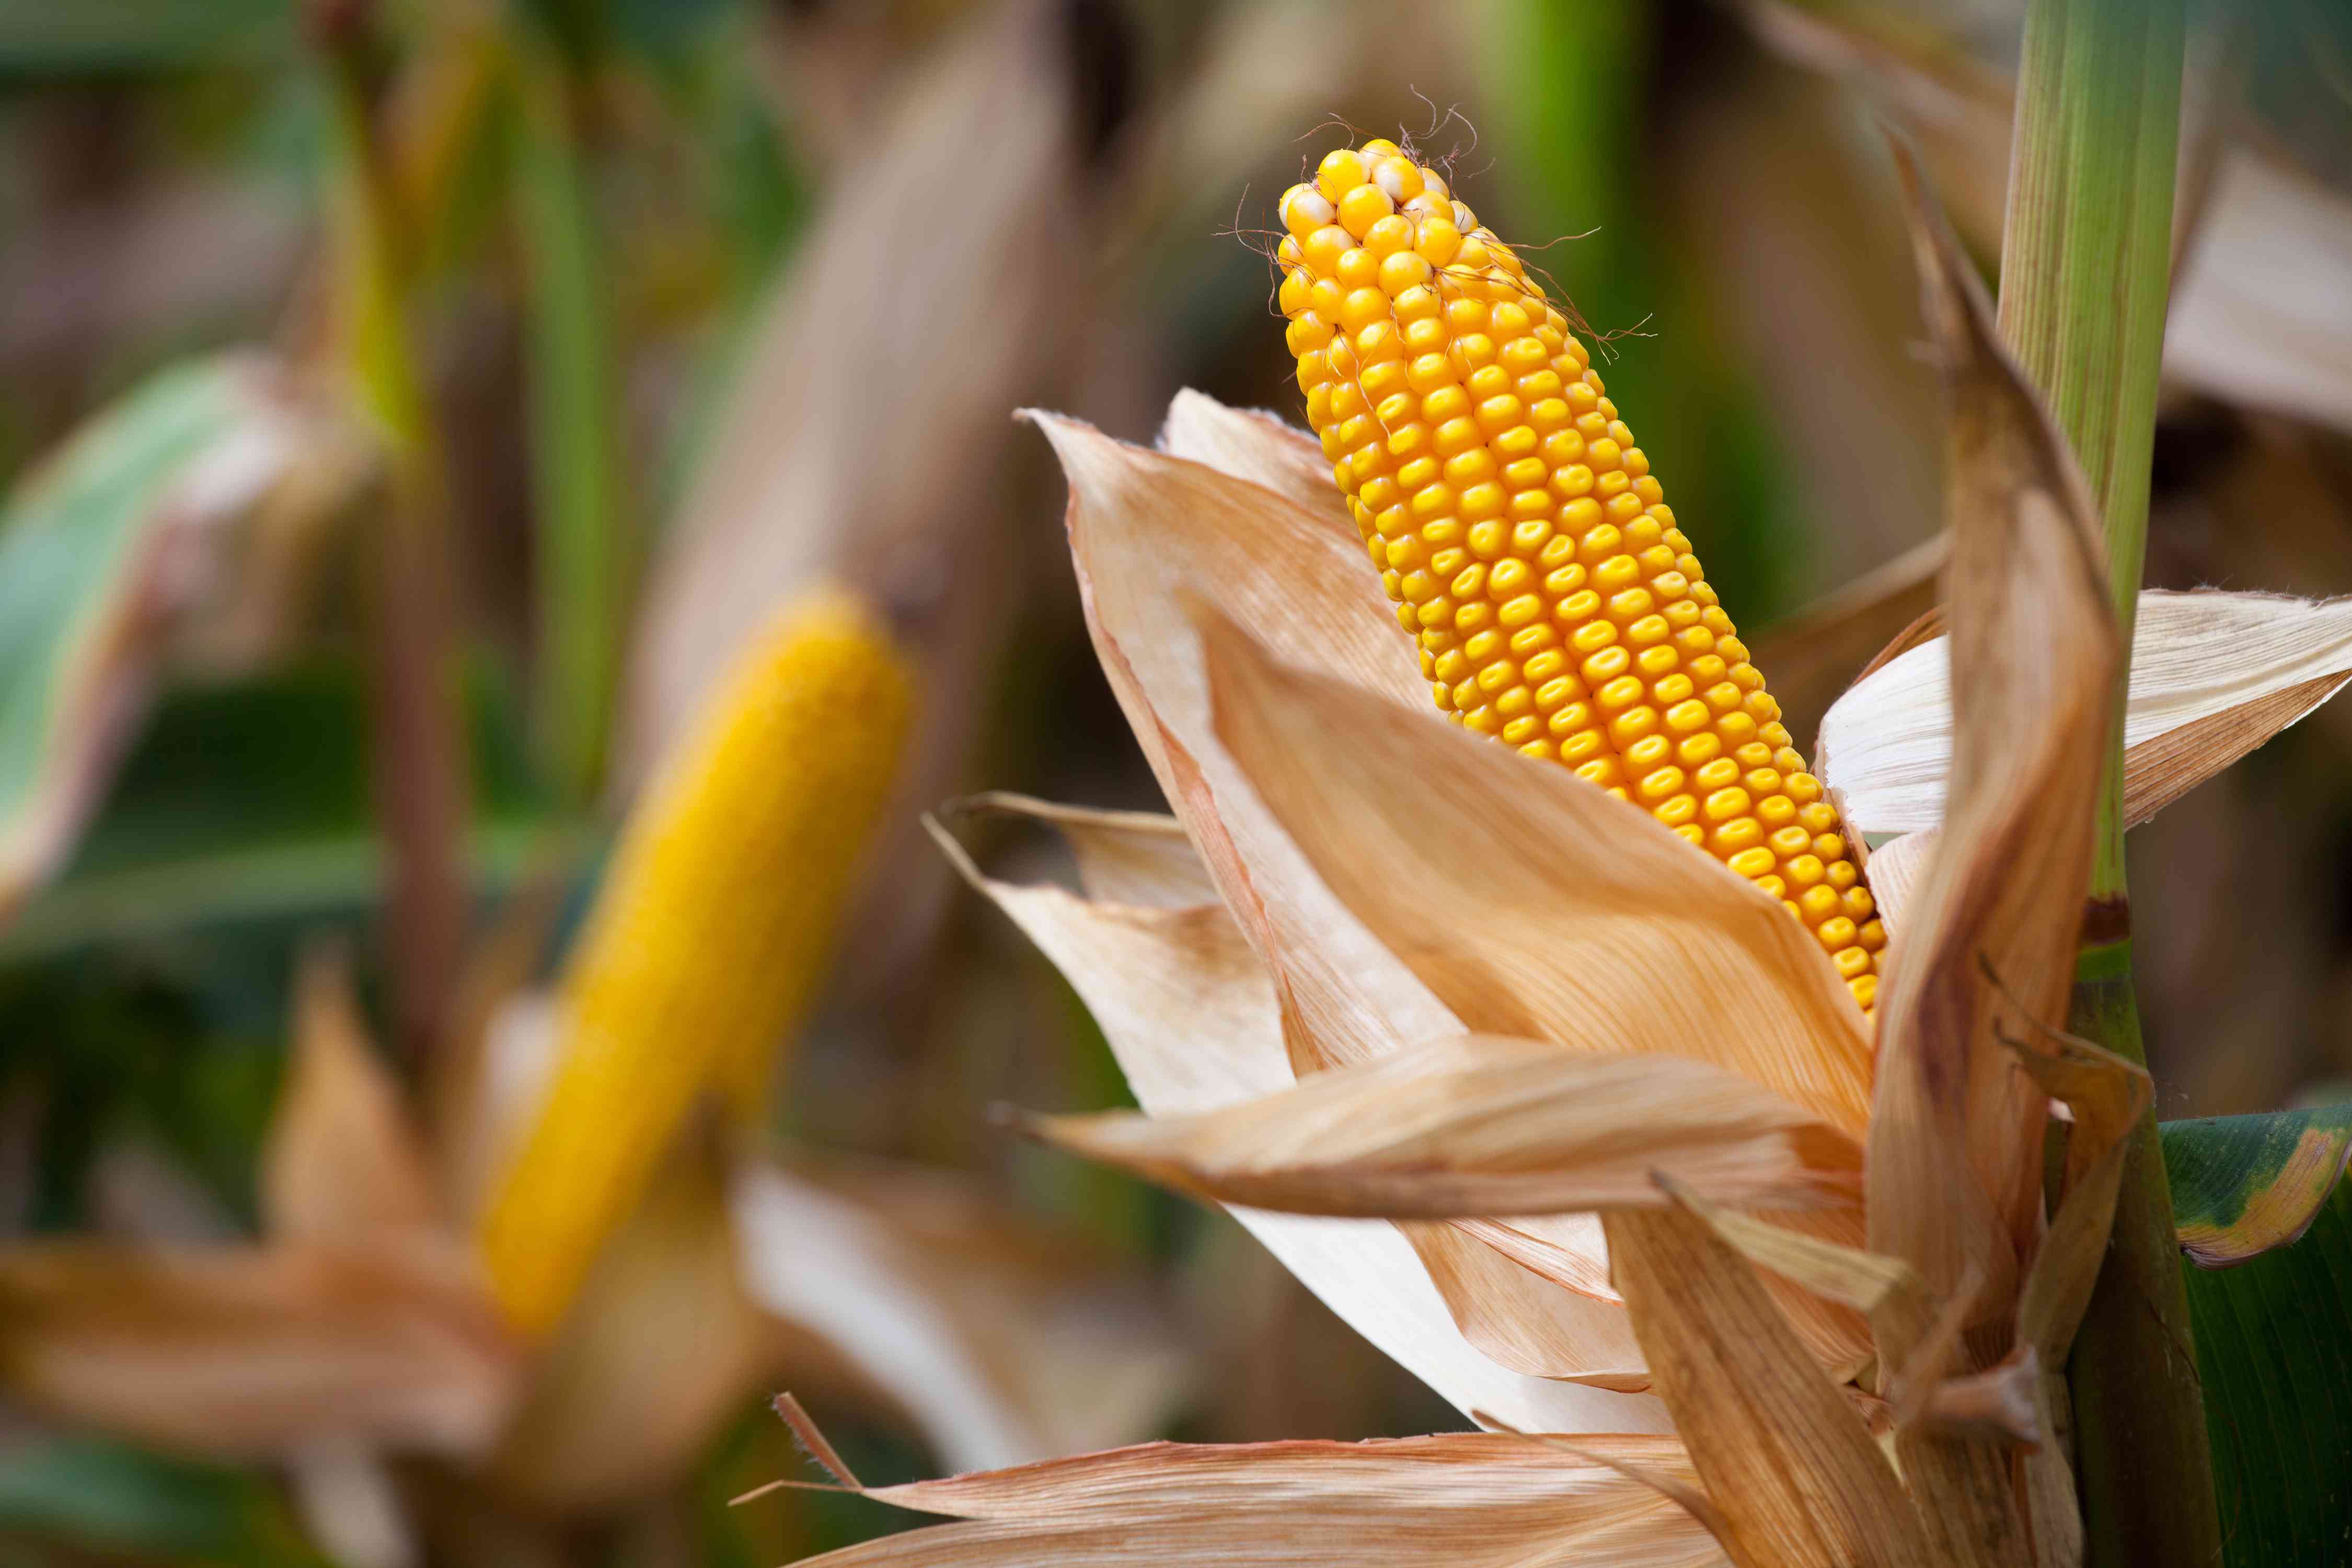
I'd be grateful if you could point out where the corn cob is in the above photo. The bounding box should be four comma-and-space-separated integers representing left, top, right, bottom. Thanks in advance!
476, 587, 914, 1337
1274, 141, 1881, 1008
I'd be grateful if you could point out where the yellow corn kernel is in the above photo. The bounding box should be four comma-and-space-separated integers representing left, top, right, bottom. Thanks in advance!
1276, 146, 1875, 1007
476, 588, 914, 1337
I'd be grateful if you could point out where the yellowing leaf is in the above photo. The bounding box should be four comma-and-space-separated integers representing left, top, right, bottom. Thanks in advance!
1021, 1035, 1863, 1217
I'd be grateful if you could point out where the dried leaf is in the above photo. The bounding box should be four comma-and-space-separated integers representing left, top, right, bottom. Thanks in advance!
1604, 1201, 1933, 1566
941, 793, 1215, 908
1917, 1346, 2046, 1450
928, 802, 1668, 1435
1000, 418, 1688, 1395
1022, 1035, 1863, 1217
1865, 146, 2120, 1326
1155, 390, 1353, 538
1821, 589, 2352, 838
745, 1428, 1726, 1566
261, 945, 440, 1242
731, 1157, 1190, 1474
1651, 1172, 1918, 1318
624, 6, 1095, 772
0, 352, 322, 926
0, 1239, 517, 1461
1197, 603, 1877, 1372
1027, 408, 1457, 1078
2011, 1028, 2153, 1364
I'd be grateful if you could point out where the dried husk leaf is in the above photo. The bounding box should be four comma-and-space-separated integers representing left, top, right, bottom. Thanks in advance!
0, 1239, 518, 1460
1604, 1200, 1934, 1567
731, 1157, 1190, 1473
1197, 606, 1876, 1371
1025, 411, 1676, 1389
1820, 589, 2352, 838
746, 1429, 1725, 1567
1858, 152, 2120, 1568
928, 802, 1668, 1433
1651, 1172, 1919, 1317
1155, 389, 1354, 538
1027, 408, 1456, 1077
1865, 149, 2120, 1327
2010, 1029, 2153, 1365
261, 945, 441, 1242
1022, 1035, 1864, 1217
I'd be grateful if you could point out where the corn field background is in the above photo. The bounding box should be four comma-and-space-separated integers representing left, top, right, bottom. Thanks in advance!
1, 0, 2349, 1564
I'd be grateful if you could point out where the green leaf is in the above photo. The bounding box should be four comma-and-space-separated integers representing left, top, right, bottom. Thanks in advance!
0, 666, 575, 966
0, 0, 293, 76
2164, 1108, 2352, 1267
2170, 1162, 2352, 1566
0, 1435, 322, 1564
0, 354, 306, 927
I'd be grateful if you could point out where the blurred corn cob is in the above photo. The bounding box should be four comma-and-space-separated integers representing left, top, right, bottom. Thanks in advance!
1275, 140, 1882, 1008
476, 587, 914, 1337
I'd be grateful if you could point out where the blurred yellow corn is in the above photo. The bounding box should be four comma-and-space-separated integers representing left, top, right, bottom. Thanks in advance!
477, 587, 914, 1337
1274, 140, 1881, 1009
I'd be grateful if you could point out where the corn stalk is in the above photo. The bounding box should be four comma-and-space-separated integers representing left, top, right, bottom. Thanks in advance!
1994, 0, 2219, 1561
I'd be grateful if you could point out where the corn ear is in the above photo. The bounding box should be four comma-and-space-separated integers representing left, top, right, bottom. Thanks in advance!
1275, 140, 1879, 1007
476, 587, 914, 1337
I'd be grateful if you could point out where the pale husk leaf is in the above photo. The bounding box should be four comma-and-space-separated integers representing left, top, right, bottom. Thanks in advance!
1865, 150, 2121, 1324
732, 1157, 1191, 1474
1603, 1200, 1934, 1567
2010, 1029, 2154, 1364
1820, 588, 2352, 838
1022, 1035, 1864, 1217
754, 1430, 1726, 1567
928, 802, 1668, 1432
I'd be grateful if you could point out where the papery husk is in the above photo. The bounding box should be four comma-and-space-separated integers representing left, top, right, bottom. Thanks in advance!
1196, 606, 1876, 1373
1025, 410, 1676, 1392
1604, 1198, 1934, 1567
1861, 148, 2123, 1568
1021, 1035, 1864, 1216
929, 800, 1668, 1433
1866, 146, 2120, 1322
1028, 409, 1457, 1077
1821, 589, 2352, 838
745, 1426, 1725, 1567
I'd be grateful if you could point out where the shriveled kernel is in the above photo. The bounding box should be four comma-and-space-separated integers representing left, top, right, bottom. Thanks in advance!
1276, 140, 1876, 1001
